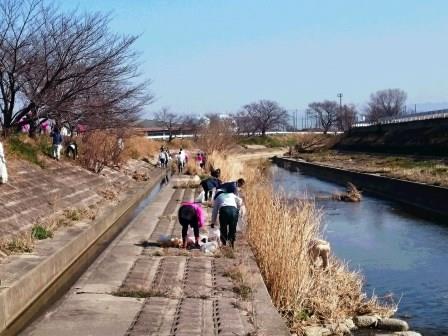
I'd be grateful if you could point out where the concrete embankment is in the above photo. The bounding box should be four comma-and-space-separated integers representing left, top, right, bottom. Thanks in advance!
0, 168, 166, 335
20, 176, 290, 336
273, 156, 448, 219
335, 117, 448, 156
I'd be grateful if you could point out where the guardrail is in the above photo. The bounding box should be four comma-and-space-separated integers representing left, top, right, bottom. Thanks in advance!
145, 131, 332, 140
352, 109, 448, 128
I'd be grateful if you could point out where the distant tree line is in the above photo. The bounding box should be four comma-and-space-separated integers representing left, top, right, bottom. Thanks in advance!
153, 88, 408, 138
0, 0, 152, 136
307, 88, 408, 133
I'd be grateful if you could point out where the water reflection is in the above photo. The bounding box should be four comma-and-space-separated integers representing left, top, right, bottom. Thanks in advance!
272, 165, 448, 335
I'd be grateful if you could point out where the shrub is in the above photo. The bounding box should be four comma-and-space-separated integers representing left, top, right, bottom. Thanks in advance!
122, 136, 159, 161
78, 130, 127, 173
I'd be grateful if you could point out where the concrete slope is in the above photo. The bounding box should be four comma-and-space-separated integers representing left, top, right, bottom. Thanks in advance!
22, 178, 290, 336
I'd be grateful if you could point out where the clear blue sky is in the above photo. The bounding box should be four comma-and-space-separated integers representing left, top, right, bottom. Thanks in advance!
57, 0, 448, 117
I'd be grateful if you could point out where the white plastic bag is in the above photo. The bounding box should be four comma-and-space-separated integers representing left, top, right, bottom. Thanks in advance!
201, 241, 218, 254
208, 228, 221, 243
195, 190, 205, 203
237, 205, 246, 232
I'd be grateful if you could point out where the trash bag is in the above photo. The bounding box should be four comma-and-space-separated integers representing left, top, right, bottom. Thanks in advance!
208, 228, 221, 243
195, 190, 205, 203
201, 241, 218, 254
236, 205, 246, 232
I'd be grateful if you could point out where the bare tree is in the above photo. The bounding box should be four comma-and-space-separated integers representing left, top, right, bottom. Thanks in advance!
196, 114, 236, 152
307, 100, 338, 134
366, 88, 407, 122
182, 115, 204, 140
242, 99, 288, 136
0, 0, 152, 135
153, 107, 181, 142
336, 104, 358, 131
232, 110, 257, 136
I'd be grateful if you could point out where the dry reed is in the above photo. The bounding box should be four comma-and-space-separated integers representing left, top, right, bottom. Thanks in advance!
211, 153, 394, 334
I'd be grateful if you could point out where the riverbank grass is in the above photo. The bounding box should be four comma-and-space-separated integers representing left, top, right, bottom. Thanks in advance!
210, 152, 395, 334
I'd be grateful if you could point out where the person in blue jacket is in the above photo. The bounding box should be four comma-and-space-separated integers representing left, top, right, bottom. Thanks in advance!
200, 176, 220, 201
214, 178, 245, 200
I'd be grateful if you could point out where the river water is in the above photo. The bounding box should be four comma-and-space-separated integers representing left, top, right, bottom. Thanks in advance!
272, 165, 448, 335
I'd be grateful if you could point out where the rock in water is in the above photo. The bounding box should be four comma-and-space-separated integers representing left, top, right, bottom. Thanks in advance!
353, 315, 378, 328
303, 326, 331, 336
377, 318, 409, 331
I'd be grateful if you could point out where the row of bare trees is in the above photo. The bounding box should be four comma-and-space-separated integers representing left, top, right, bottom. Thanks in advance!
153, 88, 408, 138
153, 99, 290, 141
0, 0, 152, 136
307, 88, 408, 133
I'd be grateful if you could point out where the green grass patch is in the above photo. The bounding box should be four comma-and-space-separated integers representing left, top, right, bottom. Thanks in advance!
6, 134, 51, 168
31, 225, 53, 240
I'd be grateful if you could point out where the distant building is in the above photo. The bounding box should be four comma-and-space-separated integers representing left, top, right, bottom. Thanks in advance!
134, 119, 195, 139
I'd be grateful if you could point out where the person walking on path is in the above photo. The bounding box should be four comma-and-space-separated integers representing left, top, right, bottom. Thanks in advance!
164, 149, 171, 166
51, 127, 63, 160
200, 152, 207, 170
177, 148, 186, 174
0, 141, 8, 184
195, 152, 203, 169
178, 201, 206, 249
211, 192, 242, 248
159, 148, 167, 168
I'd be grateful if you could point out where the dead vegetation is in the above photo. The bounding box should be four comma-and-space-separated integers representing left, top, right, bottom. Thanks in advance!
112, 288, 169, 298
333, 182, 362, 202
224, 264, 253, 300
293, 134, 339, 153
210, 153, 394, 335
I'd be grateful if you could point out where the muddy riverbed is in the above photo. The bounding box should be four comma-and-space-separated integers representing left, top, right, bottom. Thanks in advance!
272, 165, 448, 335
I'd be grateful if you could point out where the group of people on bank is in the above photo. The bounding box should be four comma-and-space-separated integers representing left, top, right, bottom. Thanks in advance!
178, 167, 245, 249
159, 147, 208, 175
0, 125, 78, 185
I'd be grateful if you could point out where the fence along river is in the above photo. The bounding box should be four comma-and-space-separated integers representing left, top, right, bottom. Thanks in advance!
272, 164, 448, 335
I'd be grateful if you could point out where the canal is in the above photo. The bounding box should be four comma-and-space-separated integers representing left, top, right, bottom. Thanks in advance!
272, 165, 448, 335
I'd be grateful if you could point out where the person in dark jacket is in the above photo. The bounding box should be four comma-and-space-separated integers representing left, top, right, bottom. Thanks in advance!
51, 127, 63, 160
214, 178, 245, 200
200, 177, 220, 202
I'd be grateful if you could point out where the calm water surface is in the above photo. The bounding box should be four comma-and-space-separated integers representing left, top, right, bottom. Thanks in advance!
272, 165, 448, 335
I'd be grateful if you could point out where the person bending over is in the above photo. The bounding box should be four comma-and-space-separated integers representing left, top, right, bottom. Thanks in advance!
211, 192, 242, 248
214, 178, 245, 200
200, 176, 220, 202
178, 201, 206, 249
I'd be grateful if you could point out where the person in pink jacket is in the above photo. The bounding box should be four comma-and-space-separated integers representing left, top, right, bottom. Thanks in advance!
178, 201, 206, 248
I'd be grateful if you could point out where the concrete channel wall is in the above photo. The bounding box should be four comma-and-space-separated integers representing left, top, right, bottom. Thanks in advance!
273, 157, 448, 219
0, 171, 166, 335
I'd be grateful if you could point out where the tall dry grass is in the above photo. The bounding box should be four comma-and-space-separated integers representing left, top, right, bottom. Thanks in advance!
207, 151, 244, 181
211, 153, 394, 333
123, 136, 160, 160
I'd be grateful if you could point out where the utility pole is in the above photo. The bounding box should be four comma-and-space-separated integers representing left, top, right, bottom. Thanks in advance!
337, 93, 343, 111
